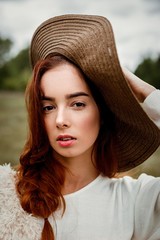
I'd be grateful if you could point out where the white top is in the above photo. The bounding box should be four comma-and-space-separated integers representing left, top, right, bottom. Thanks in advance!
0, 90, 160, 240
53, 173, 160, 240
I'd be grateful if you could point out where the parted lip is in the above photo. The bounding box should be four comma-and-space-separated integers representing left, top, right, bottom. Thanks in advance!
56, 135, 76, 141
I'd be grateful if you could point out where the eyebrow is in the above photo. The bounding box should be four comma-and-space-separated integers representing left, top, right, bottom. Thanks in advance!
41, 92, 89, 101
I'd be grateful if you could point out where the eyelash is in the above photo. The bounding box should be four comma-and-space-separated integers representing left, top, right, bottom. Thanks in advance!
42, 101, 86, 113
72, 102, 86, 109
42, 105, 55, 113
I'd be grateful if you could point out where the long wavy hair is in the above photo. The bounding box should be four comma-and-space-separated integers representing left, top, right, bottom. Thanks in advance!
16, 55, 118, 240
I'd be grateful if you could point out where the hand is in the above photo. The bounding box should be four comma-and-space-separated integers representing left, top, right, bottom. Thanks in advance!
122, 67, 156, 102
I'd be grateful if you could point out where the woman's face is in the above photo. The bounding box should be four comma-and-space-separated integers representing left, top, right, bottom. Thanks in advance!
40, 63, 100, 163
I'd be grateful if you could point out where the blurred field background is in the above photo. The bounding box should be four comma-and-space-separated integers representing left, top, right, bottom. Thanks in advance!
0, 90, 160, 178
0, 91, 27, 166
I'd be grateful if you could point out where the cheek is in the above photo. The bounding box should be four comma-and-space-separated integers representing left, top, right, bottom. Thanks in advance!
79, 110, 100, 134
44, 117, 55, 136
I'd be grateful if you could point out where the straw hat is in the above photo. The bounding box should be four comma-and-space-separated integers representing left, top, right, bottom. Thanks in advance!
30, 14, 160, 172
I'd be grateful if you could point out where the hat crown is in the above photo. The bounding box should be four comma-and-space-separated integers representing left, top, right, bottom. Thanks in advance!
31, 15, 114, 70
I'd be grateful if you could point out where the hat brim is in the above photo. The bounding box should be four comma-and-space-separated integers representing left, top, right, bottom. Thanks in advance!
30, 14, 160, 172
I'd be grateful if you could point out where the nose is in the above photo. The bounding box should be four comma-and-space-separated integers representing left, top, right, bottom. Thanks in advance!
56, 108, 70, 129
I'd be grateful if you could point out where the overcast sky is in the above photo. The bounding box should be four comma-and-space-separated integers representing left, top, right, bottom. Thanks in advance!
0, 0, 160, 70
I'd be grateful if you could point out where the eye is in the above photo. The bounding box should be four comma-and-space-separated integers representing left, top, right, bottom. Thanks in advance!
72, 102, 86, 109
42, 105, 55, 113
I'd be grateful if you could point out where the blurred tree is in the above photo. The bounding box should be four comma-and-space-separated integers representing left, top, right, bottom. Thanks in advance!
134, 56, 160, 89
0, 35, 12, 66
0, 47, 31, 91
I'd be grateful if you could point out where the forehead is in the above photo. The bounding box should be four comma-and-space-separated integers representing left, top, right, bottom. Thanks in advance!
40, 63, 91, 95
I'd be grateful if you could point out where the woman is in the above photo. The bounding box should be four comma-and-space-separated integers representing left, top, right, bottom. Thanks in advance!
0, 14, 160, 240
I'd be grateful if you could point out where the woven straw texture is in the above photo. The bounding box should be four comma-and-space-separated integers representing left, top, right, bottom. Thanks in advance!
30, 14, 160, 171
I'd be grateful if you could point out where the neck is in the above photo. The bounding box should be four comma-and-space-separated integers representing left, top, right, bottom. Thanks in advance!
57, 155, 99, 195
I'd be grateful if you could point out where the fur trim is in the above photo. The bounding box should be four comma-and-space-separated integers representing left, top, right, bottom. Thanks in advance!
0, 164, 43, 240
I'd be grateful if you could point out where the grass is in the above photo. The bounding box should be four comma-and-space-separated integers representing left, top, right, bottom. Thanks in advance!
0, 91, 159, 176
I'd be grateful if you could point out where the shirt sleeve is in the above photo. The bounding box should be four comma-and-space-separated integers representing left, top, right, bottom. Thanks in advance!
141, 89, 160, 129
133, 174, 160, 239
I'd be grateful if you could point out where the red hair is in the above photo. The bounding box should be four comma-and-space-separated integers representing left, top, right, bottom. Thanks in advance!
16, 55, 118, 240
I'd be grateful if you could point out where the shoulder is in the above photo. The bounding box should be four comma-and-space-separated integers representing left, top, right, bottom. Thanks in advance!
0, 163, 16, 175
119, 173, 160, 216
0, 164, 17, 189
116, 173, 160, 194
0, 164, 42, 240
100, 173, 160, 200
134, 173, 160, 203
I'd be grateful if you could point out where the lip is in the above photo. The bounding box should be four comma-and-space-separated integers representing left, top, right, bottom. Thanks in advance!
56, 135, 77, 147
